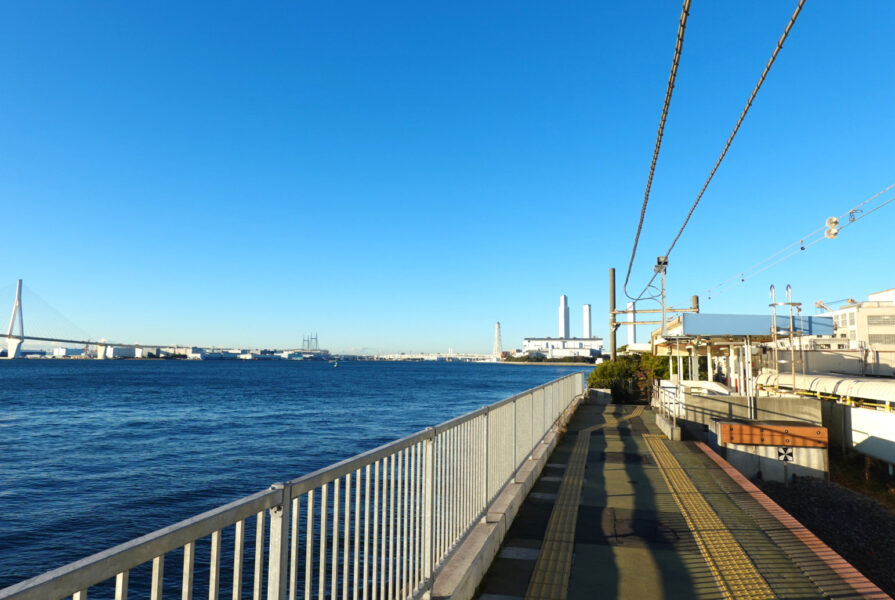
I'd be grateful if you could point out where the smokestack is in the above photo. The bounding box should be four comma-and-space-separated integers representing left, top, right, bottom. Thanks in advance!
559, 295, 569, 338
583, 304, 592, 338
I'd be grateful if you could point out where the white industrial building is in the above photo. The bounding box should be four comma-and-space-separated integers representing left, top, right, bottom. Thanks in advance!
521, 295, 604, 359
104, 346, 136, 359
52, 347, 84, 357
814, 288, 895, 351
521, 337, 603, 359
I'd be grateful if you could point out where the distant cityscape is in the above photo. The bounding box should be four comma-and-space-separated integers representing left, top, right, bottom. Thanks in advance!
4, 279, 605, 363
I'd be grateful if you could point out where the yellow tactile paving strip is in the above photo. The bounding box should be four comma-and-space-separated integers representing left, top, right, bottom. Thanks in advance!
524, 406, 644, 600
644, 435, 775, 600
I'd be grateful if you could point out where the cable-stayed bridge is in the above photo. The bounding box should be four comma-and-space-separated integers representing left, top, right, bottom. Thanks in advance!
3, 279, 185, 359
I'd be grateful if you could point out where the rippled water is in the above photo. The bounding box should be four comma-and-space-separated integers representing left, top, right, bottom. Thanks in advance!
0, 359, 590, 589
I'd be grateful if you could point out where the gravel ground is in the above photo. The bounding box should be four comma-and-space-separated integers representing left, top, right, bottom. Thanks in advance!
757, 477, 895, 597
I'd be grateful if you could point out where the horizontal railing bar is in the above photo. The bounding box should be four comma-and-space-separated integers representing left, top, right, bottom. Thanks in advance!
486, 377, 568, 413
1, 488, 281, 600
433, 373, 580, 433
288, 373, 580, 495
287, 429, 434, 496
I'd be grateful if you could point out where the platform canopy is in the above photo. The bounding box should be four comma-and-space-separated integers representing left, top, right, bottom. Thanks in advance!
652, 313, 834, 354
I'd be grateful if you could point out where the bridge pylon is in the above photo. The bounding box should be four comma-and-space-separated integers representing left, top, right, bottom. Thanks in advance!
6, 279, 24, 359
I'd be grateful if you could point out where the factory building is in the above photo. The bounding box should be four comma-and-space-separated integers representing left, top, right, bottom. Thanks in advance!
52, 347, 84, 357
815, 288, 895, 351
522, 295, 604, 359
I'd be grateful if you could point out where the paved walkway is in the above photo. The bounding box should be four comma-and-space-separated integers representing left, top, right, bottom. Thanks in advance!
475, 402, 889, 600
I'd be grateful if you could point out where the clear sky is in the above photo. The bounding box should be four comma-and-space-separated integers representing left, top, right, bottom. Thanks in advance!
2, 2, 893, 353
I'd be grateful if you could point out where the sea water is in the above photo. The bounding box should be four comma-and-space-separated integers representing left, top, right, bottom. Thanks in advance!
0, 359, 591, 589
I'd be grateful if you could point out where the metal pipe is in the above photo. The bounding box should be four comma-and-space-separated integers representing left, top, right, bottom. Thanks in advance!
660, 270, 667, 336
787, 285, 796, 392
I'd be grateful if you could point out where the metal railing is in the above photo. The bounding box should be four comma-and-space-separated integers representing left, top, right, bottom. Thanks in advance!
652, 379, 680, 427
2, 372, 584, 600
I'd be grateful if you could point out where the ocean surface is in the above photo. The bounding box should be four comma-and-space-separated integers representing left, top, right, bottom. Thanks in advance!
0, 359, 591, 590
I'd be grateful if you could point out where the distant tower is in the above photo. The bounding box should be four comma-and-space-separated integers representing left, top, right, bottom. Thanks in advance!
558, 295, 569, 338
583, 304, 592, 338
493, 322, 502, 358
5, 279, 24, 359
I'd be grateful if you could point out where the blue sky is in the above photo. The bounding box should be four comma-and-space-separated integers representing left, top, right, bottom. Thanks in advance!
2, 2, 893, 353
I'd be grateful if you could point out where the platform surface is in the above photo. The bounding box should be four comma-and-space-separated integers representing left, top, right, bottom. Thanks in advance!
475, 403, 889, 600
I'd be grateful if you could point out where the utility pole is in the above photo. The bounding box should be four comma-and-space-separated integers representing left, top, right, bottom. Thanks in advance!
656, 257, 668, 336
609, 268, 617, 361
608, 260, 699, 363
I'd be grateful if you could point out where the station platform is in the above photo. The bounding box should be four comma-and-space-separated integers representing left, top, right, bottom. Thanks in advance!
475, 402, 889, 600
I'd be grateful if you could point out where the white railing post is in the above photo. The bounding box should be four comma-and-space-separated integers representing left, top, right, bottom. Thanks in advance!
421, 428, 435, 600
529, 393, 534, 458
512, 399, 517, 482
482, 407, 489, 509
267, 482, 292, 600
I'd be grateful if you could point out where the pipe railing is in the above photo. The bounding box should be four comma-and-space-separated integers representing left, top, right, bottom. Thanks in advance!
653, 379, 681, 424
1, 372, 585, 600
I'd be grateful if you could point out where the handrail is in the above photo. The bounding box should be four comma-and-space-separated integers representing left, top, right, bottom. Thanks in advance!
1, 487, 282, 600
1, 371, 585, 600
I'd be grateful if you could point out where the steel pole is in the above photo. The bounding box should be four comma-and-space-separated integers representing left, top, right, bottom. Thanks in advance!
660, 271, 667, 336
609, 268, 617, 360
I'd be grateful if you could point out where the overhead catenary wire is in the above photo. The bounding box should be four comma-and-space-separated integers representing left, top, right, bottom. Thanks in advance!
623, 0, 692, 301
664, 0, 807, 257
703, 184, 895, 298
705, 182, 895, 296
629, 0, 807, 303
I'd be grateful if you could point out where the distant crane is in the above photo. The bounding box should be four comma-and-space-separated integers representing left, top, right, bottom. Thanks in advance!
814, 300, 833, 313
815, 298, 859, 314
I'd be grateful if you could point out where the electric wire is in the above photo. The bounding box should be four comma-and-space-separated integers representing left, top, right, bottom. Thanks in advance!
664, 0, 806, 258
703, 185, 895, 298
628, 0, 807, 303
705, 182, 895, 296
623, 0, 692, 301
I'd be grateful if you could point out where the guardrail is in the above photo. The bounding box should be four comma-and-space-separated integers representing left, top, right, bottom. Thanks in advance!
652, 379, 679, 423
1, 372, 585, 600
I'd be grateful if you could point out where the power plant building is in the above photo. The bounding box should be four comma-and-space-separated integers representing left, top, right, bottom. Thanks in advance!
522, 295, 603, 359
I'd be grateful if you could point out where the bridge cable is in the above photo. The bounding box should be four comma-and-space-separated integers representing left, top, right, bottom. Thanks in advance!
623, 0, 692, 301
629, 0, 807, 303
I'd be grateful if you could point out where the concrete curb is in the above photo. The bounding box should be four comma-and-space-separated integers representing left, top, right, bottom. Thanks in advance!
430, 394, 584, 600
654, 410, 681, 440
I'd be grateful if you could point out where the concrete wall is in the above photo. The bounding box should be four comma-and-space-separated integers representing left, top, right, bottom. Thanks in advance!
759, 349, 895, 378
825, 402, 895, 465
586, 388, 612, 405
678, 393, 822, 428
718, 442, 828, 482
654, 411, 681, 441
706, 421, 828, 482
756, 396, 822, 424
